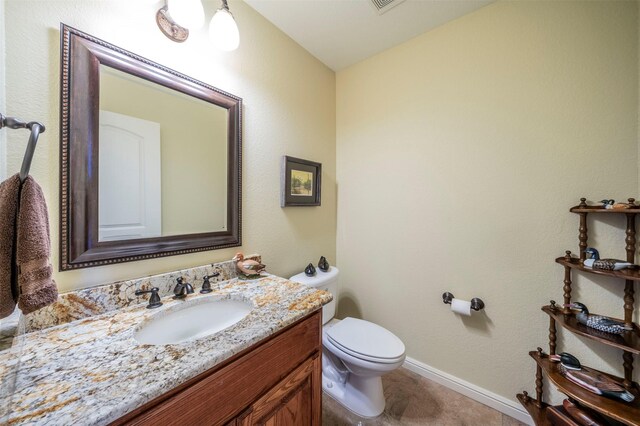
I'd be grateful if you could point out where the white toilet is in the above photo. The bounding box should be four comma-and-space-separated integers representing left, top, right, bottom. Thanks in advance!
290, 266, 406, 418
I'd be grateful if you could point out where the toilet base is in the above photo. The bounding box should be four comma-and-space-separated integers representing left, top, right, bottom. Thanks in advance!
322, 371, 385, 418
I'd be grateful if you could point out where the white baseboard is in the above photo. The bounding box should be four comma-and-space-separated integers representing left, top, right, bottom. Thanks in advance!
403, 357, 533, 425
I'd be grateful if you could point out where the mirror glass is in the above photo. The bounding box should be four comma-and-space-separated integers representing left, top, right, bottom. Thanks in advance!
60, 24, 242, 270
98, 65, 228, 241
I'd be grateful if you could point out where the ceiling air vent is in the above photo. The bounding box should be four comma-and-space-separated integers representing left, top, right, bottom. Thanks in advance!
370, 0, 407, 15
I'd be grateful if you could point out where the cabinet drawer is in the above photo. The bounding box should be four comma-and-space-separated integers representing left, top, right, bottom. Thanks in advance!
116, 311, 321, 426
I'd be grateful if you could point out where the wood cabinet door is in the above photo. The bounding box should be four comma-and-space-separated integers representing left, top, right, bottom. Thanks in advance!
238, 354, 321, 426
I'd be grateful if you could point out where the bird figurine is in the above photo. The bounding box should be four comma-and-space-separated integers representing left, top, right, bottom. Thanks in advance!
550, 352, 635, 403
600, 199, 630, 210
564, 302, 632, 334
232, 253, 266, 280
550, 352, 582, 370
583, 247, 634, 271
305, 263, 316, 277
318, 256, 330, 272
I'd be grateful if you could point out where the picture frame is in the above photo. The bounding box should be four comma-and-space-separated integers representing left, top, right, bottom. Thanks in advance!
281, 156, 322, 207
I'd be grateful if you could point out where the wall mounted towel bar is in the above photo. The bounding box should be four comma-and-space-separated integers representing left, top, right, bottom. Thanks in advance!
0, 113, 46, 183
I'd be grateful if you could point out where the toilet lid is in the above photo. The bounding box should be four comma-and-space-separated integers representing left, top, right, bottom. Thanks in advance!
325, 317, 405, 360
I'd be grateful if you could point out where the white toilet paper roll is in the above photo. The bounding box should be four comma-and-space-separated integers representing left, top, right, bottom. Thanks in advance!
451, 298, 472, 316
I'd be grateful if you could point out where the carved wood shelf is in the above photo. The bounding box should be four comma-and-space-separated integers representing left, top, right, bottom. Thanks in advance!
542, 305, 640, 355
516, 393, 550, 426
555, 257, 640, 282
529, 351, 640, 426
545, 405, 581, 426
570, 206, 640, 214
516, 393, 596, 426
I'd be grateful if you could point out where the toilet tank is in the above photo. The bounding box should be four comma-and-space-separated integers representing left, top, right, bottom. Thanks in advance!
290, 266, 339, 325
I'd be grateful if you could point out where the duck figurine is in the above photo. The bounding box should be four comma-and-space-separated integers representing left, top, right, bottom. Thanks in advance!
600, 199, 631, 210
551, 352, 635, 403
583, 247, 634, 271
550, 352, 582, 370
232, 253, 266, 279
564, 302, 632, 334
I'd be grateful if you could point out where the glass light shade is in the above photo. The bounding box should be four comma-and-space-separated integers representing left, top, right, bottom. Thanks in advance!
167, 0, 205, 29
209, 8, 240, 51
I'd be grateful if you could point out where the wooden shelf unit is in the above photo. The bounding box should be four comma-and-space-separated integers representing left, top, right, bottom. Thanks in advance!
519, 197, 640, 425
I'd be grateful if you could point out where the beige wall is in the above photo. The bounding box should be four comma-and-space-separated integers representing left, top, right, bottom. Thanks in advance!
337, 0, 638, 407
4, 0, 336, 293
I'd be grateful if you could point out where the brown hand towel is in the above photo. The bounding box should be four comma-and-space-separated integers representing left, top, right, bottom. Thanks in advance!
0, 174, 20, 319
16, 176, 58, 314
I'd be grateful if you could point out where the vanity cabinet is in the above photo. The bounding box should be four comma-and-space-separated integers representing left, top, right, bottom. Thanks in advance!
113, 310, 322, 426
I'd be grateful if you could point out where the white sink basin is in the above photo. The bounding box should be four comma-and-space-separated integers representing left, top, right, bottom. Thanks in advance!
134, 299, 252, 345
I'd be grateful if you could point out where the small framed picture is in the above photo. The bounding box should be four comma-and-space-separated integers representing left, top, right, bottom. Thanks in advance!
281, 156, 322, 207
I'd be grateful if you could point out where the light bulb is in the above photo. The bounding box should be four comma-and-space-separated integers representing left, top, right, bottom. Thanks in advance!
167, 0, 205, 29
209, 8, 240, 51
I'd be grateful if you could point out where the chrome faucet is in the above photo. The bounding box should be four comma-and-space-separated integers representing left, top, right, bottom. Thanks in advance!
173, 277, 194, 299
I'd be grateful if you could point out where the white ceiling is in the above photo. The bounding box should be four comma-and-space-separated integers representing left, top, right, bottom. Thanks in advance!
243, 0, 495, 71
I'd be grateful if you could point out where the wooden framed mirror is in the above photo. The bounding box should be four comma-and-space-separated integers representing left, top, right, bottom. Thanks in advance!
60, 24, 242, 270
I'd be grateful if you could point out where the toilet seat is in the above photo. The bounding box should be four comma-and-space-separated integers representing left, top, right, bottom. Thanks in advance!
325, 317, 405, 364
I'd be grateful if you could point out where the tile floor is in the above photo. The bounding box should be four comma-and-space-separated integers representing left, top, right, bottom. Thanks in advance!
322, 368, 527, 426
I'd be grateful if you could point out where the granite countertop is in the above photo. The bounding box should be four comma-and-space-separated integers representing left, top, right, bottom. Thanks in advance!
0, 275, 331, 425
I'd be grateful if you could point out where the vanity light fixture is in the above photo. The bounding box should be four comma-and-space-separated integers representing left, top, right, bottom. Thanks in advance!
156, 6, 189, 43
209, 0, 240, 51
168, 0, 205, 29
157, 0, 205, 43
157, 0, 240, 51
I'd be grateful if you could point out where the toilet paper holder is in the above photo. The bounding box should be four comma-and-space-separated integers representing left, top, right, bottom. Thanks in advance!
442, 292, 485, 311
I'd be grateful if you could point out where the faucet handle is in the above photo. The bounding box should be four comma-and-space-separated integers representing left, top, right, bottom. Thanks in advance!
201, 272, 221, 294
135, 287, 162, 309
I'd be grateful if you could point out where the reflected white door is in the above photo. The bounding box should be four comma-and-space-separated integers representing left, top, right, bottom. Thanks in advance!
98, 110, 161, 241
